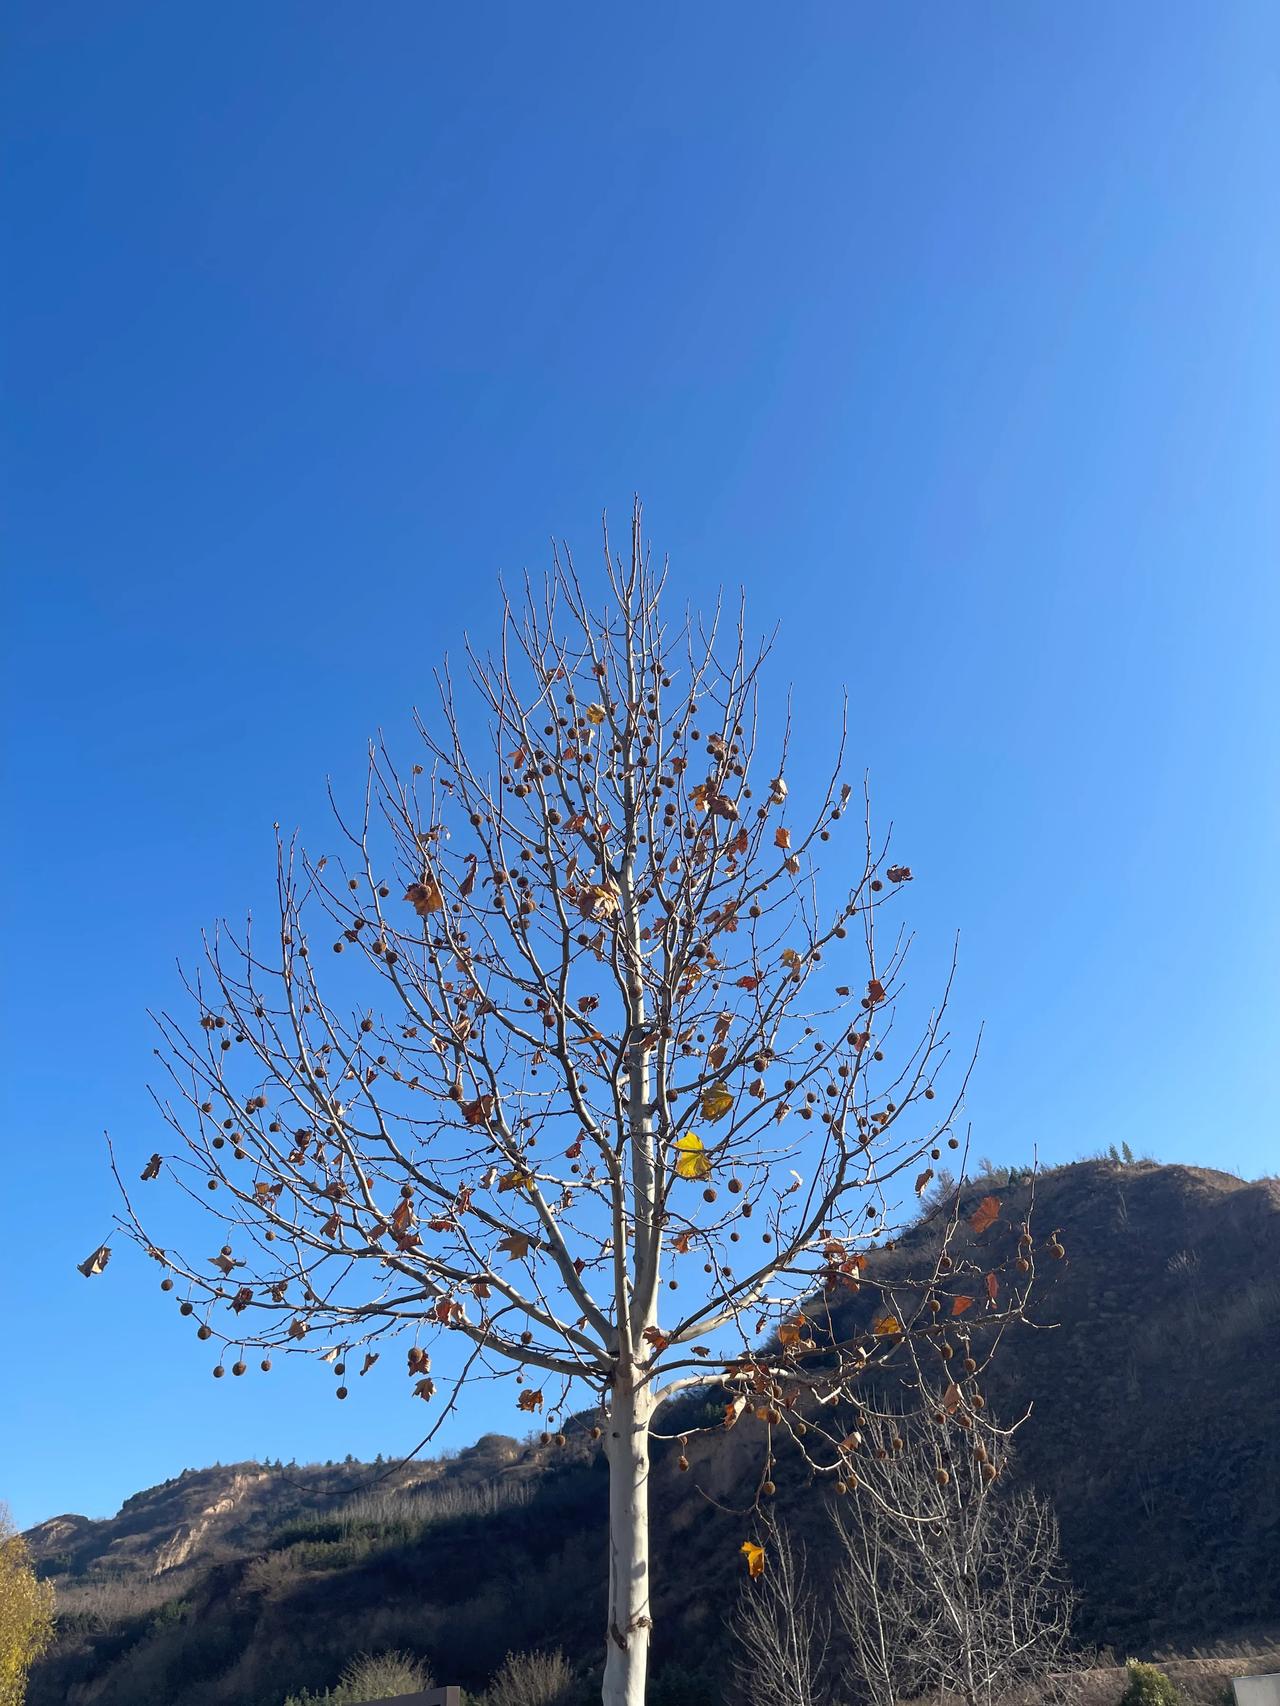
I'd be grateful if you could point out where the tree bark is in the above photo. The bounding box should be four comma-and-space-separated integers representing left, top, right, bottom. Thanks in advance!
602, 1373, 653, 1706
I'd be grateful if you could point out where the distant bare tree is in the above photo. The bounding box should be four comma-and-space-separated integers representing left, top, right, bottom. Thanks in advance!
734, 1415, 1073, 1706
106, 506, 1040, 1706
734, 1525, 828, 1706
832, 1415, 1075, 1706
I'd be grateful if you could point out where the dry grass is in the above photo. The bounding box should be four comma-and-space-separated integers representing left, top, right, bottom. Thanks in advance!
52, 1570, 188, 1631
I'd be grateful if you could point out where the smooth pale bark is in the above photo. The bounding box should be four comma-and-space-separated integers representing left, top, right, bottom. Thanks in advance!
602, 1374, 654, 1706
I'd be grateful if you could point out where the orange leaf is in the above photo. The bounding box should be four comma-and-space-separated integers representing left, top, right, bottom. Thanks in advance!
774, 826, 791, 850
985, 1271, 1000, 1304
724, 1396, 747, 1429
873, 1314, 902, 1337
915, 1167, 934, 1196
498, 1232, 534, 1261
867, 978, 886, 1003
643, 1326, 671, 1352
740, 1540, 766, 1578
404, 878, 444, 917
951, 1295, 975, 1316
970, 1196, 1001, 1235
517, 1388, 544, 1412
461, 1094, 494, 1127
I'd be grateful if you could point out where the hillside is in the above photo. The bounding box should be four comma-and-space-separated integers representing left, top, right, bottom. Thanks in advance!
24, 1159, 1280, 1706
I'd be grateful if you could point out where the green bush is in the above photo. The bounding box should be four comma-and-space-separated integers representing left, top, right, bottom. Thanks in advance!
1119, 1660, 1181, 1706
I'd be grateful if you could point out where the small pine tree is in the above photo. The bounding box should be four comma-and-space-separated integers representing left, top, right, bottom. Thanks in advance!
1119, 1660, 1181, 1706
1121, 1141, 1135, 1164
1108, 1144, 1122, 1163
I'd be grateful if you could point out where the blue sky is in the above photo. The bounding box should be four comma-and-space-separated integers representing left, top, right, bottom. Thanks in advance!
2, 3, 1277, 1531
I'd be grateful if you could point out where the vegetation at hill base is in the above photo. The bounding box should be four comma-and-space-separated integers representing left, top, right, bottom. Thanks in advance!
22, 1158, 1280, 1706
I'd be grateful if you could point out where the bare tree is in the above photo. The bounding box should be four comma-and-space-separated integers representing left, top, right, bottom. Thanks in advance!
734, 1526, 828, 1706
107, 506, 1038, 1706
831, 1416, 1075, 1706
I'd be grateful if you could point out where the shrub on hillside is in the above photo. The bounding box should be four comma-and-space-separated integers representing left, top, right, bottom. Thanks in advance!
283, 1648, 432, 1705
1120, 1660, 1182, 1706
478, 1647, 575, 1706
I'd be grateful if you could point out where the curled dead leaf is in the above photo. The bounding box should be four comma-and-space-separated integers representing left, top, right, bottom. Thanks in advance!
78, 1243, 111, 1278
404, 878, 444, 917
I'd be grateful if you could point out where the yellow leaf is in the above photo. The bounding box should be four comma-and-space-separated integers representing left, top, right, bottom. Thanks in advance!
585, 703, 607, 725
674, 1133, 712, 1181
778, 1315, 807, 1346
700, 1083, 733, 1122
780, 947, 802, 969
873, 1314, 902, 1337
498, 1168, 535, 1194
740, 1540, 766, 1578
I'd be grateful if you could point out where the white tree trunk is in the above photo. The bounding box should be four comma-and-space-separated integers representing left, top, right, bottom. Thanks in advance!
602, 1374, 653, 1706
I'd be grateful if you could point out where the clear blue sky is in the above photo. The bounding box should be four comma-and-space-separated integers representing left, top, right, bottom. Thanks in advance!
3, 3, 1277, 1532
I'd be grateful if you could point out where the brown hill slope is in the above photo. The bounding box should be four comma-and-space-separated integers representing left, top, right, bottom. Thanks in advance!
24, 1159, 1280, 1706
